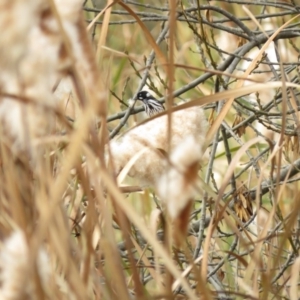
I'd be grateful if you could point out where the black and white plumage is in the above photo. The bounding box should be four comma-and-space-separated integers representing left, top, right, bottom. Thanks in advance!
137, 91, 165, 117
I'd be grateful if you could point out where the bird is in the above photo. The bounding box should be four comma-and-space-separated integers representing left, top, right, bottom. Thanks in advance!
136, 91, 165, 117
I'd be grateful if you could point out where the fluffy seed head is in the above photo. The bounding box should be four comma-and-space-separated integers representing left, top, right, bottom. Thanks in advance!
109, 105, 207, 186
156, 136, 202, 219
0, 0, 92, 156
0, 230, 50, 299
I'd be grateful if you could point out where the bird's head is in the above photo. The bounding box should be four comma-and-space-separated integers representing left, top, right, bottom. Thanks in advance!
136, 91, 156, 103
136, 91, 165, 117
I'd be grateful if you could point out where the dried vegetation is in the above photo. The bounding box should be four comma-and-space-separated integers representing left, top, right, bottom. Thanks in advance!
0, 0, 300, 299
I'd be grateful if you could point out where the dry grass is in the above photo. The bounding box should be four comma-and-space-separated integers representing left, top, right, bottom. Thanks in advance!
0, 0, 299, 299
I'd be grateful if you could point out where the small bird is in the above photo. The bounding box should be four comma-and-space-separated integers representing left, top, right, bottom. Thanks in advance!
136, 91, 165, 117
